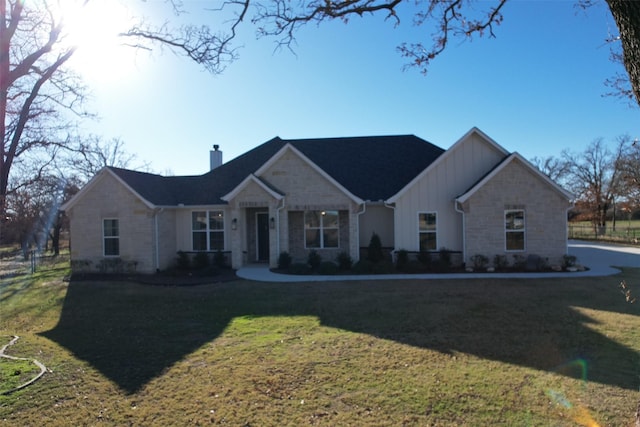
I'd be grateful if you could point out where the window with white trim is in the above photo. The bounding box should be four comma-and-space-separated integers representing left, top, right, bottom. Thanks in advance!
103, 219, 120, 256
505, 209, 525, 251
305, 210, 339, 248
418, 212, 437, 251
192, 211, 224, 251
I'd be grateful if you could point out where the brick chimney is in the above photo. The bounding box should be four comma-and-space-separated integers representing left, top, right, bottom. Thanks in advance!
210, 144, 223, 170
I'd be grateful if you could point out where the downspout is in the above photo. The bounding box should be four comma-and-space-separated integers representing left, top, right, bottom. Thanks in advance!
383, 201, 395, 260
454, 200, 466, 264
565, 201, 575, 255
355, 202, 367, 262
154, 208, 164, 272
276, 197, 286, 257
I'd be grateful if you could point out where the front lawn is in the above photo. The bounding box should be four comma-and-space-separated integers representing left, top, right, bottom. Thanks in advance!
1, 257, 639, 426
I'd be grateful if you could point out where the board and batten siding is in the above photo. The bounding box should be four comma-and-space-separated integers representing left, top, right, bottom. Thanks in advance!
392, 132, 507, 252
359, 204, 394, 247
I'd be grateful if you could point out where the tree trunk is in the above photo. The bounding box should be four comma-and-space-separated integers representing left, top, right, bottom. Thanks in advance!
606, 0, 640, 106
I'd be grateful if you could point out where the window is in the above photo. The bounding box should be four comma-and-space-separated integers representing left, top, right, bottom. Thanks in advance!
505, 210, 525, 251
305, 210, 339, 248
419, 212, 437, 251
103, 219, 120, 256
192, 211, 224, 251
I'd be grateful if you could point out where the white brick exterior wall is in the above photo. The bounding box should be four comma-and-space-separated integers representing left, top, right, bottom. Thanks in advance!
460, 158, 571, 266
66, 172, 158, 273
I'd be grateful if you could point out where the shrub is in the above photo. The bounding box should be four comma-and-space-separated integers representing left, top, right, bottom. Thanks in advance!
71, 259, 92, 273
336, 251, 353, 271
278, 251, 292, 270
318, 261, 339, 275
512, 254, 526, 270
404, 260, 427, 274
307, 250, 322, 271
493, 254, 509, 271
395, 249, 409, 272
373, 261, 395, 274
470, 254, 489, 270
417, 251, 432, 267
193, 252, 210, 269
438, 247, 452, 268
289, 262, 310, 275
367, 233, 384, 264
213, 251, 227, 268
352, 259, 375, 274
176, 251, 190, 270
562, 254, 577, 269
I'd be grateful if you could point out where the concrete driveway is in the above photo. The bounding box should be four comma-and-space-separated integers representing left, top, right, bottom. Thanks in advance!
237, 240, 640, 282
568, 240, 640, 275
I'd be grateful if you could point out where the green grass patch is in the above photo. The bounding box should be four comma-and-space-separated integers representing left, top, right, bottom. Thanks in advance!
0, 258, 639, 425
0, 355, 41, 393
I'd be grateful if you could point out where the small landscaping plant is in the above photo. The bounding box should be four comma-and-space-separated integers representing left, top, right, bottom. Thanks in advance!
367, 233, 384, 264
278, 251, 292, 270
318, 261, 339, 275
176, 251, 190, 270
395, 249, 409, 272
193, 252, 210, 269
307, 250, 322, 272
493, 254, 509, 271
335, 251, 353, 271
470, 254, 489, 271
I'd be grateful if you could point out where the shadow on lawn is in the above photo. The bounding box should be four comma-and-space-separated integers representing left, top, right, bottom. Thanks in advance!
41, 276, 639, 394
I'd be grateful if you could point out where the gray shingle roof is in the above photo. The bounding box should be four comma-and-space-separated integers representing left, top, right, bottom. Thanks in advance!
109, 135, 445, 206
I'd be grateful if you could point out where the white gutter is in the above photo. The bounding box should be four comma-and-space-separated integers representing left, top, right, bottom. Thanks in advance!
276, 198, 286, 257
383, 201, 396, 259
154, 208, 164, 271
355, 202, 368, 262
454, 200, 466, 263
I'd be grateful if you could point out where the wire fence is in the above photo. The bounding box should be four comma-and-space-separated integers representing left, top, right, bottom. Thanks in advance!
568, 224, 640, 245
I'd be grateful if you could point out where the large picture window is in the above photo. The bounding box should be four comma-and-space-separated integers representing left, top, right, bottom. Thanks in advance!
305, 210, 339, 248
103, 219, 120, 256
419, 212, 437, 251
505, 210, 525, 251
192, 211, 224, 251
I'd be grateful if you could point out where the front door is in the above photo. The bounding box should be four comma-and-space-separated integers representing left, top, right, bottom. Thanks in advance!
256, 212, 270, 262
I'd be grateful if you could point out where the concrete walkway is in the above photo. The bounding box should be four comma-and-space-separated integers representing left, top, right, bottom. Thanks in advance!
236, 240, 640, 283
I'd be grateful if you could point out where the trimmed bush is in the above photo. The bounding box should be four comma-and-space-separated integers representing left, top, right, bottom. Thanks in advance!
367, 233, 384, 264
318, 261, 339, 275
417, 251, 432, 267
395, 249, 409, 272
471, 254, 489, 270
493, 254, 509, 271
307, 250, 322, 271
352, 259, 375, 274
289, 262, 310, 275
213, 251, 227, 268
438, 247, 452, 267
193, 252, 210, 269
336, 251, 353, 271
278, 251, 293, 270
562, 254, 577, 269
176, 251, 190, 270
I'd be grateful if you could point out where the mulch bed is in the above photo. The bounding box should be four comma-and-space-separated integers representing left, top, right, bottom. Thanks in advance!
67, 268, 239, 286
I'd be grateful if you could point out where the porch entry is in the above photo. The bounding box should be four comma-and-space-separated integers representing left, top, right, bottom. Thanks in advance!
256, 212, 270, 262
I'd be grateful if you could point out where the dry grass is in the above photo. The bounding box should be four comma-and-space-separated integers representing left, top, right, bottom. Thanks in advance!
1, 258, 639, 426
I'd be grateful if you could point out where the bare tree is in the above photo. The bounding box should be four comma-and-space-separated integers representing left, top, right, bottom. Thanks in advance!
64, 136, 152, 182
563, 137, 629, 234
0, 0, 89, 219
530, 155, 570, 184
120, 1, 640, 106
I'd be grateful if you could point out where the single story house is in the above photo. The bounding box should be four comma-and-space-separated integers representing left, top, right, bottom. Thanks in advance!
61, 127, 573, 273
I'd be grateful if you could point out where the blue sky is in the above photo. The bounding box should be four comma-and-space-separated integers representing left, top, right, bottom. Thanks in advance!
73, 0, 640, 176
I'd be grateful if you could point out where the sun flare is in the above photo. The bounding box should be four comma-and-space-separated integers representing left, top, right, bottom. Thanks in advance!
60, 0, 140, 83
